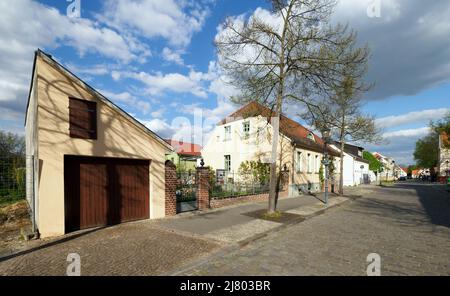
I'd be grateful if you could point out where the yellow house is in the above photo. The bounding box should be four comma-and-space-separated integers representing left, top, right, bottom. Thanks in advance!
25, 49, 172, 238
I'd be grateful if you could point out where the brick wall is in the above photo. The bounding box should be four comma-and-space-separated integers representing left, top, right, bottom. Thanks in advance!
196, 167, 210, 210
210, 190, 288, 209
165, 160, 177, 216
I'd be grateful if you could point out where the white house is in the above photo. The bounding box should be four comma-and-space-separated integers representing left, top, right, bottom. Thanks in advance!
330, 143, 370, 186
373, 152, 397, 181
438, 132, 450, 179
201, 101, 341, 196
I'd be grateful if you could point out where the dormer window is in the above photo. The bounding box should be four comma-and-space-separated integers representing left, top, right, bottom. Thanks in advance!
307, 132, 315, 141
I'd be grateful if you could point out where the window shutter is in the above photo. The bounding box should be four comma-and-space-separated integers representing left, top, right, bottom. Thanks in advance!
69, 97, 97, 139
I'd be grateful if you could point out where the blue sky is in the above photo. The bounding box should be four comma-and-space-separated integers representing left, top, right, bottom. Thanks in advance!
0, 0, 449, 165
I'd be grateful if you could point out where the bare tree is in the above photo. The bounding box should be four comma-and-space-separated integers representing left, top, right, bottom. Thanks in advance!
215, 0, 370, 213
302, 71, 382, 195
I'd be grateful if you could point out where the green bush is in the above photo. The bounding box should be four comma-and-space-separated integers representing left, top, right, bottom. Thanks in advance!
0, 188, 25, 207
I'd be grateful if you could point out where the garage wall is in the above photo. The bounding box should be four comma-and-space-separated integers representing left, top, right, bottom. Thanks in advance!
35, 55, 168, 237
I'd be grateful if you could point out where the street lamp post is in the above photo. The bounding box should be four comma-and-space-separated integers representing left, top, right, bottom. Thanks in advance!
392, 160, 395, 182
321, 127, 331, 206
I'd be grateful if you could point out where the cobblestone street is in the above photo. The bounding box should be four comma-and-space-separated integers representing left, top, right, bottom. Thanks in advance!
1, 182, 449, 276
176, 183, 450, 276
0, 221, 220, 276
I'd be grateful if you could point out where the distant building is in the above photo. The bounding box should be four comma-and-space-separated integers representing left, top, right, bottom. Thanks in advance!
411, 169, 420, 179
165, 139, 202, 173
330, 142, 370, 186
438, 132, 450, 178
372, 152, 396, 180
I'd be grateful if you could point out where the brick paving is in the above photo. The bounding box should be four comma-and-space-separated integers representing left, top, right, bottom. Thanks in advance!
176, 183, 450, 275
0, 221, 219, 276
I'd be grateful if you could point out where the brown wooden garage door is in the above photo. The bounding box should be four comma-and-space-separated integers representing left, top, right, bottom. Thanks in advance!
64, 156, 150, 233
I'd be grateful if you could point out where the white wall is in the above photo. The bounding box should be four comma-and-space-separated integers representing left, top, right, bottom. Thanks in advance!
331, 145, 370, 186
354, 160, 369, 185
202, 115, 325, 193
202, 116, 274, 173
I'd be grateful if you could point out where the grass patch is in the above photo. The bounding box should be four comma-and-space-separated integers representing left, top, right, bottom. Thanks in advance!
263, 210, 282, 219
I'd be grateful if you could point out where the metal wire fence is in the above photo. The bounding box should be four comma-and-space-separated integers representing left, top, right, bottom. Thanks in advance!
0, 155, 28, 206
211, 170, 271, 199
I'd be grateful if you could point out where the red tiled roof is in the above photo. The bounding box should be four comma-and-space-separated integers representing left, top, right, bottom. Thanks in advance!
164, 139, 202, 157
218, 101, 339, 157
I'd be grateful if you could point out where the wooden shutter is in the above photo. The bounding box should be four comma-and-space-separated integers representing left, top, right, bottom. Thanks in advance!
69, 97, 97, 139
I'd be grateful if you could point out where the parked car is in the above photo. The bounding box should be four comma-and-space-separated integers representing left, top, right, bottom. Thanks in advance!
398, 176, 406, 181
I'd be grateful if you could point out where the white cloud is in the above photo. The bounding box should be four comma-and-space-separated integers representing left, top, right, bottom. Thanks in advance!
100, 90, 151, 114
99, 0, 211, 48
151, 108, 165, 119
162, 47, 184, 65
66, 63, 112, 76
213, 1, 450, 101
376, 108, 450, 128
382, 127, 430, 138
137, 97, 237, 144
141, 118, 175, 138
0, 0, 150, 125
333, 0, 450, 100
113, 69, 209, 98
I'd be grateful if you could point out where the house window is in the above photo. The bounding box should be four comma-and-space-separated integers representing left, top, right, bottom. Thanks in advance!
296, 151, 302, 173
243, 121, 250, 138
315, 155, 320, 173
307, 153, 312, 173
224, 126, 231, 141
69, 97, 97, 139
224, 155, 231, 171
307, 133, 315, 141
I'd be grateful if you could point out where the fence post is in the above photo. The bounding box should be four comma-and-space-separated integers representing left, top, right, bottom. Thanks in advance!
196, 167, 210, 210
165, 160, 177, 216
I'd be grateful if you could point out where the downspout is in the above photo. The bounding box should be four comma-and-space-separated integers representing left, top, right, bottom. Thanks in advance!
31, 155, 36, 234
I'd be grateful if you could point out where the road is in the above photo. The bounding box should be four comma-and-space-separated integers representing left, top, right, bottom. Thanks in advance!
177, 182, 450, 275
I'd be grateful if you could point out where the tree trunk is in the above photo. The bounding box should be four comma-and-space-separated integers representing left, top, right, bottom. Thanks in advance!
267, 0, 293, 213
268, 102, 281, 213
339, 140, 345, 195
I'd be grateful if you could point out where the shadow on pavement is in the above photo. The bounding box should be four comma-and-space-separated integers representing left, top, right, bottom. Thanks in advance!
395, 182, 450, 229
0, 226, 107, 263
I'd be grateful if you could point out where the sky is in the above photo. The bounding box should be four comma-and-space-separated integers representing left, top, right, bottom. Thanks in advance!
0, 0, 449, 166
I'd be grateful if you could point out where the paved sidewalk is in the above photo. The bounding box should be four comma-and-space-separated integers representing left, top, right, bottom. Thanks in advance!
156, 192, 350, 244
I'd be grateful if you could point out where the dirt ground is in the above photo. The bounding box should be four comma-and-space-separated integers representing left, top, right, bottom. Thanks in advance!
0, 201, 32, 257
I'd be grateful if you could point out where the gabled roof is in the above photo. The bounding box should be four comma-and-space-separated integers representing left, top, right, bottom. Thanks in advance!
25, 49, 172, 151
165, 139, 202, 157
334, 141, 369, 164
218, 101, 339, 157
